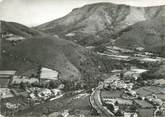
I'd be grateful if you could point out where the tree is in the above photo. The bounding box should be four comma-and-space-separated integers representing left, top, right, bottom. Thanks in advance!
20, 82, 26, 90
94, 45, 107, 53
105, 103, 114, 112
49, 80, 61, 89
130, 105, 137, 112
115, 101, 119, 106
115, 110, 123, 116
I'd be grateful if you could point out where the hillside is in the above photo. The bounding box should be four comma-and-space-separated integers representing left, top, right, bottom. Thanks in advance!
1, 21, 42, 38
36, 2, 165, 46
1, 22, 107, 88
115, 17, 165, 56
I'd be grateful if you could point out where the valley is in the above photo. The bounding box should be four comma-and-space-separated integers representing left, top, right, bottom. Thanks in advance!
0, 2, 165, 117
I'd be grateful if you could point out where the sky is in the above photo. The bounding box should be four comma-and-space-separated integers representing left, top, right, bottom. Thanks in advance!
0, 0, 165, 26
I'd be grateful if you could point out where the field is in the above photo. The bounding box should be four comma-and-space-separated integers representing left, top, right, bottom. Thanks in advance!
0, 78, 10, 88
101, 89, 124, 99
10, 91, 92, 117
136, 86, 165, 99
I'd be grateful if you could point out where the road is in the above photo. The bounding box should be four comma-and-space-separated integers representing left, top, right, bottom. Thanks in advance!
90, 85, 114, 117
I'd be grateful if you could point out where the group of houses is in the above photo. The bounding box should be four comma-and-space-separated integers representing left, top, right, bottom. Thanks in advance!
11, 67, 59, 86
0, 67, 59, 86
28, 87, 62, 102
0, 67, 64, 116
102, 86, 165, 117
104, 77, 134, 91
104, 72, 135, 91
101, 67, 165, 117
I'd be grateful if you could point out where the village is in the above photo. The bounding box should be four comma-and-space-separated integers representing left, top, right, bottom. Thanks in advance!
0, 26, 165, 117
93, 45, 165, 117
0, 67, 65, 116
100, 68, 165, 117
0, 44, 165, 117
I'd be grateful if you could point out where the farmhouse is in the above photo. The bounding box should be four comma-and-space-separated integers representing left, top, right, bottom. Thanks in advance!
0, 88, 14, 99
5, 35, 25, 41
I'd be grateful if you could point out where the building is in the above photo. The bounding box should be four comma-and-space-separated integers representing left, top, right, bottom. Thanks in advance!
51, 89, 61, 96
135, 47, 144, 52
5, 102, 20, 110
5, 35, 25, 41
29, 93, 38, 101
38, 89, 52, 100
0, 70, 16, 88
124, 68, 147, 81
11, 76, 39, 85
0, 88, 14, 99
124, 112, 138, 117
125, 90, 137, 97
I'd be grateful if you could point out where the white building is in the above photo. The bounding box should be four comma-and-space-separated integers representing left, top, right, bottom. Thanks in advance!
0, 88, 14, 98
38, 89, 52, 100
124, 112, 138, 117
11, 76, 39, 85
51, 89, 61, 96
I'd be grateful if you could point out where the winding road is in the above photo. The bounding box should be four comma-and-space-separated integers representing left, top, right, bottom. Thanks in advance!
90, 85, 114, 117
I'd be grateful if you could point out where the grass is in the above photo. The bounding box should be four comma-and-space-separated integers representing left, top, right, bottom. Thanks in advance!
0, 78, 10, 87
2, 21, 42, 38
12, 92, 92, 117
115, 17, 165, 57
101, 89, 124, 99
2, 23, 104, 89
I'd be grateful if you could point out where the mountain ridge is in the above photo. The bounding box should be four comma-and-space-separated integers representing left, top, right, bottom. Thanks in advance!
36, 2, 165, 46
1, 21, 42, 38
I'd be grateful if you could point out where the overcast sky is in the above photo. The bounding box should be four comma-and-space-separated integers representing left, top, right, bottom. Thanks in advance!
0, 0, 165, 26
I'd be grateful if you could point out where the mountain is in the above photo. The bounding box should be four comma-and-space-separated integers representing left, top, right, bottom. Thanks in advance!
36, 2, 165, 46
115, 17, 165, 56
1, 21, 42, 38
1, 21, 107, 89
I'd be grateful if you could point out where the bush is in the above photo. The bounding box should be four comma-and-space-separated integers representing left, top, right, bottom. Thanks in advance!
94, 45, 107, 53
49, 80, 61, 89
141, 71, 163, 80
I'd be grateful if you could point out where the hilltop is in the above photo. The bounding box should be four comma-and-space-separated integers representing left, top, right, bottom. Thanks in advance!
1, 21, 42, 38
36, 2, 165, 46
